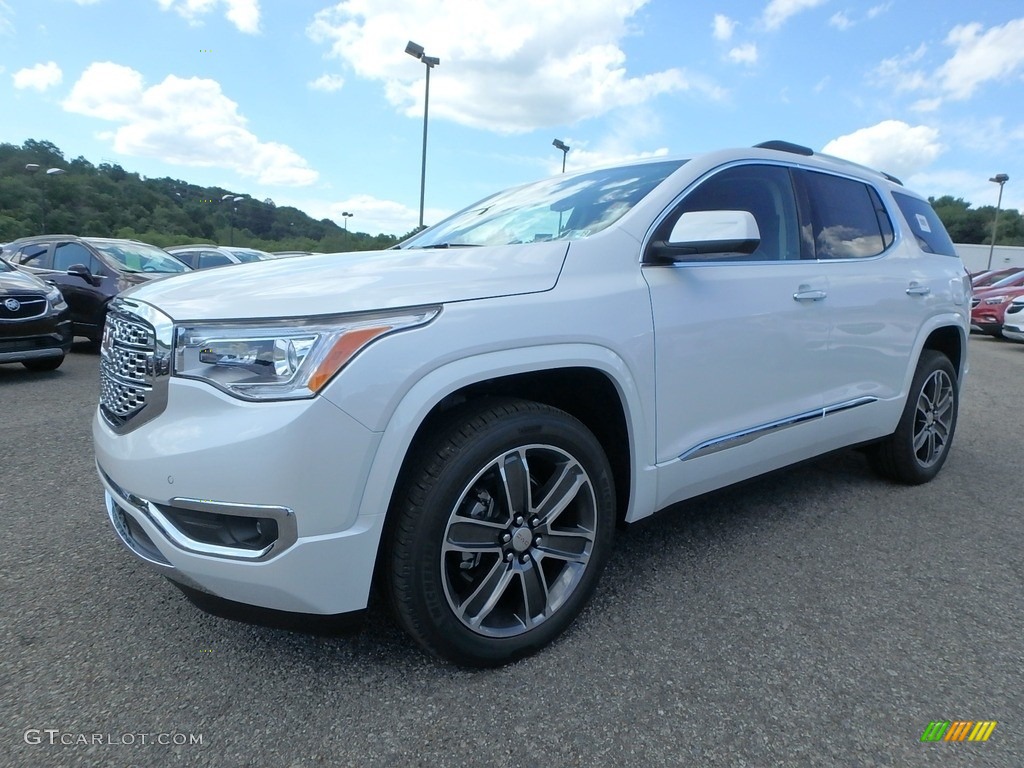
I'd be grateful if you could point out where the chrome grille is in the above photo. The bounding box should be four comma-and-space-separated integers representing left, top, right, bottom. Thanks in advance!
99, 300, 173, 432
0, 293, 47, 321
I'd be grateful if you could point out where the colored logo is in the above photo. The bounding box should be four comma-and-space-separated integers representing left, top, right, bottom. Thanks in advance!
921, 721, 997, 742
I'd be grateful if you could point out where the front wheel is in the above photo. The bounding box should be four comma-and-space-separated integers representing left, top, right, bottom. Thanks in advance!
384, 399, 616, 667
867, 350, 959, 484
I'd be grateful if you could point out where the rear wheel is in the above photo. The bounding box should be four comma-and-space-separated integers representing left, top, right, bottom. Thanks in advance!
867, 350, 958, 484
385, 398, 616, 667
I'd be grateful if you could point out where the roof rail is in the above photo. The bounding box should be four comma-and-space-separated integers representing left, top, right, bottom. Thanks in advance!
754, 140, 814, 156
880, 171, 904, 186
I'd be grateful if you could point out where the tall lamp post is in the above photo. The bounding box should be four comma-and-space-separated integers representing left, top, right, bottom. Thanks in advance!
552, 139, 570, 173
25, 163, 66, 234
986, 173, 1010, 271
221, 194, 244, 246
341, 211, 353, 231
405, 40, 440, 230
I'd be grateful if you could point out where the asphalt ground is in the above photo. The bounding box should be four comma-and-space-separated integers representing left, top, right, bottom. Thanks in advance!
1, 336, 1022, 768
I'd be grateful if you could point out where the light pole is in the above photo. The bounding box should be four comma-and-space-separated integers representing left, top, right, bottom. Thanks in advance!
986, 173, 1010, 271
25, 163, 66, 234
221, 194, 244, 246
552, 139, 570, 173
405, 40, 440, 230
341, 211, 353, 231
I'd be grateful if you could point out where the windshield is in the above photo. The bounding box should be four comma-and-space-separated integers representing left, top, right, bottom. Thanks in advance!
227, 248, 268, 263
402, 160, 686, 249
990, 270, 1024, 289
90, 241, 190, 273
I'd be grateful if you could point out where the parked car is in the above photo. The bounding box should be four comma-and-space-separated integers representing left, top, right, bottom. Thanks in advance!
165, 244, 273, 269
970, 272, 1024, 336
94, 141, 970, 666
0, 256, 73, 371
267, 250, 315, 259
1, 235, 190, 342
970, 267, 1023, 288
1001, 296, 1024, 343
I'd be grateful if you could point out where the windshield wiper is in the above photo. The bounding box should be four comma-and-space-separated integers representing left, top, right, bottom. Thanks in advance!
414, 242, 483, 249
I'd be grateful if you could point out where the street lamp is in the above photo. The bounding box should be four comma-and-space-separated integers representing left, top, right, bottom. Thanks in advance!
341, 211, 353, 231
552, 139, 570, 173
986, 173, 1010, 271
405, 40, 440, 230
25, 163, 66, 234
222, 194, 245, 246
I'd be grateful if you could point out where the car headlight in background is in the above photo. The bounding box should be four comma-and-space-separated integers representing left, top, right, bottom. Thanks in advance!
173, 307, 440, 400
983, 296, 1012, 305
45, 285, 67, 310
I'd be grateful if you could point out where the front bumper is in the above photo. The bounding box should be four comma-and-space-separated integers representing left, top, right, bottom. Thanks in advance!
93, 378, 387, 615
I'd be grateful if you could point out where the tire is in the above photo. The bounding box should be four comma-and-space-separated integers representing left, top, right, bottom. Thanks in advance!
22, 354, 64, 372
867, 350, 958, 485
384, 398, 616, 667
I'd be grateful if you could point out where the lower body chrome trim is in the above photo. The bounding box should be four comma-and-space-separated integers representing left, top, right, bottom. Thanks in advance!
97, 462, 297, 562
678, 396, 878, 462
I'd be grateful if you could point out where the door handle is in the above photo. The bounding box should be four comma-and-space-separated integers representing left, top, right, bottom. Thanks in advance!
793, 289, 827, 301
906, 282, 931, 296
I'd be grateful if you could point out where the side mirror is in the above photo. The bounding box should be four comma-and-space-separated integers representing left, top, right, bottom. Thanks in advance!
67, 263, 101, 285
649, 210, 760, 262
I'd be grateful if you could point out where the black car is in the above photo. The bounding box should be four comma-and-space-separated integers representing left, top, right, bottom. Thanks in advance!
0, 257, 73, 371
1, 236, 191, 341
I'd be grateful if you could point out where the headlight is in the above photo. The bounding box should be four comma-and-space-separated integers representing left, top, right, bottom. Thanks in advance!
984, 296, 1012, 305
45, 285, 67, 310
174, 307, 440, 400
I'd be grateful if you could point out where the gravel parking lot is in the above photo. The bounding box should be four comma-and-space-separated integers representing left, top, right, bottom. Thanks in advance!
2, 337, 1022, 768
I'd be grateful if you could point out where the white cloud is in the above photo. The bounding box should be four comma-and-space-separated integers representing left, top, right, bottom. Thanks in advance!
712, 14, 736, 41
867, 3, 891, 19
286, 193, 445, 237
12, 61, 63, 91
828, 12, 852, 30
555, 144, 669, 175
1, 1, 14, 36
728, 44, 758, 65
63, 62, 317, 186
307, 0, 723, 134
873, 43, 929, 92
821, 120, 945, 178
938, 18, 1024, 100
309, 73, 345, 92
155, 0, 260, 34
763, 0, 828, 30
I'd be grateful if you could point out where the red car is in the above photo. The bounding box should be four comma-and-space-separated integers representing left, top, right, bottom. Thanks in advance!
971, 270, 1024, 336
971, 267, 1023, 288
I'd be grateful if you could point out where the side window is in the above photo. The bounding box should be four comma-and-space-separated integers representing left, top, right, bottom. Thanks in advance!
53, 242, 94, 271
173, 251, 198, 268
891, 192, 958, 257
199, 252, 232, 268
799, 171, 891, 259
657, 164, 801, 261
13, 244, 49, 267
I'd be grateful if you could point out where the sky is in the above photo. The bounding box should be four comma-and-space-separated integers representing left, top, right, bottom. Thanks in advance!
1, 0, 1022, 236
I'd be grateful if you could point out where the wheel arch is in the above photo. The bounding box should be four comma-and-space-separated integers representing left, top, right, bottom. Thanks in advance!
356, 346, 652, 559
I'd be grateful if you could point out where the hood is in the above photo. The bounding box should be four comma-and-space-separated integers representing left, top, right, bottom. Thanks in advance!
120, 242, 569, 321
0, 266, 50, 294
975, 285, 1024, 300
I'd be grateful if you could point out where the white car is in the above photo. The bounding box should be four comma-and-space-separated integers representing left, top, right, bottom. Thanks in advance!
165, 244, 273, 270
1002, 296, 1024, 342
93, 141, 971, 666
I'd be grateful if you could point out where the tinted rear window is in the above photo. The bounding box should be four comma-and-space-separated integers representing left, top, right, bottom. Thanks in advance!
892, 193, 957, 257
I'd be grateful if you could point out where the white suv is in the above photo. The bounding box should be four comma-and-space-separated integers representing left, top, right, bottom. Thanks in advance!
93, 141, 970, 666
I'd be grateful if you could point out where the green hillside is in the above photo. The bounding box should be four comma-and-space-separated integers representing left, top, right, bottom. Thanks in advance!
0, 140, 412, 251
